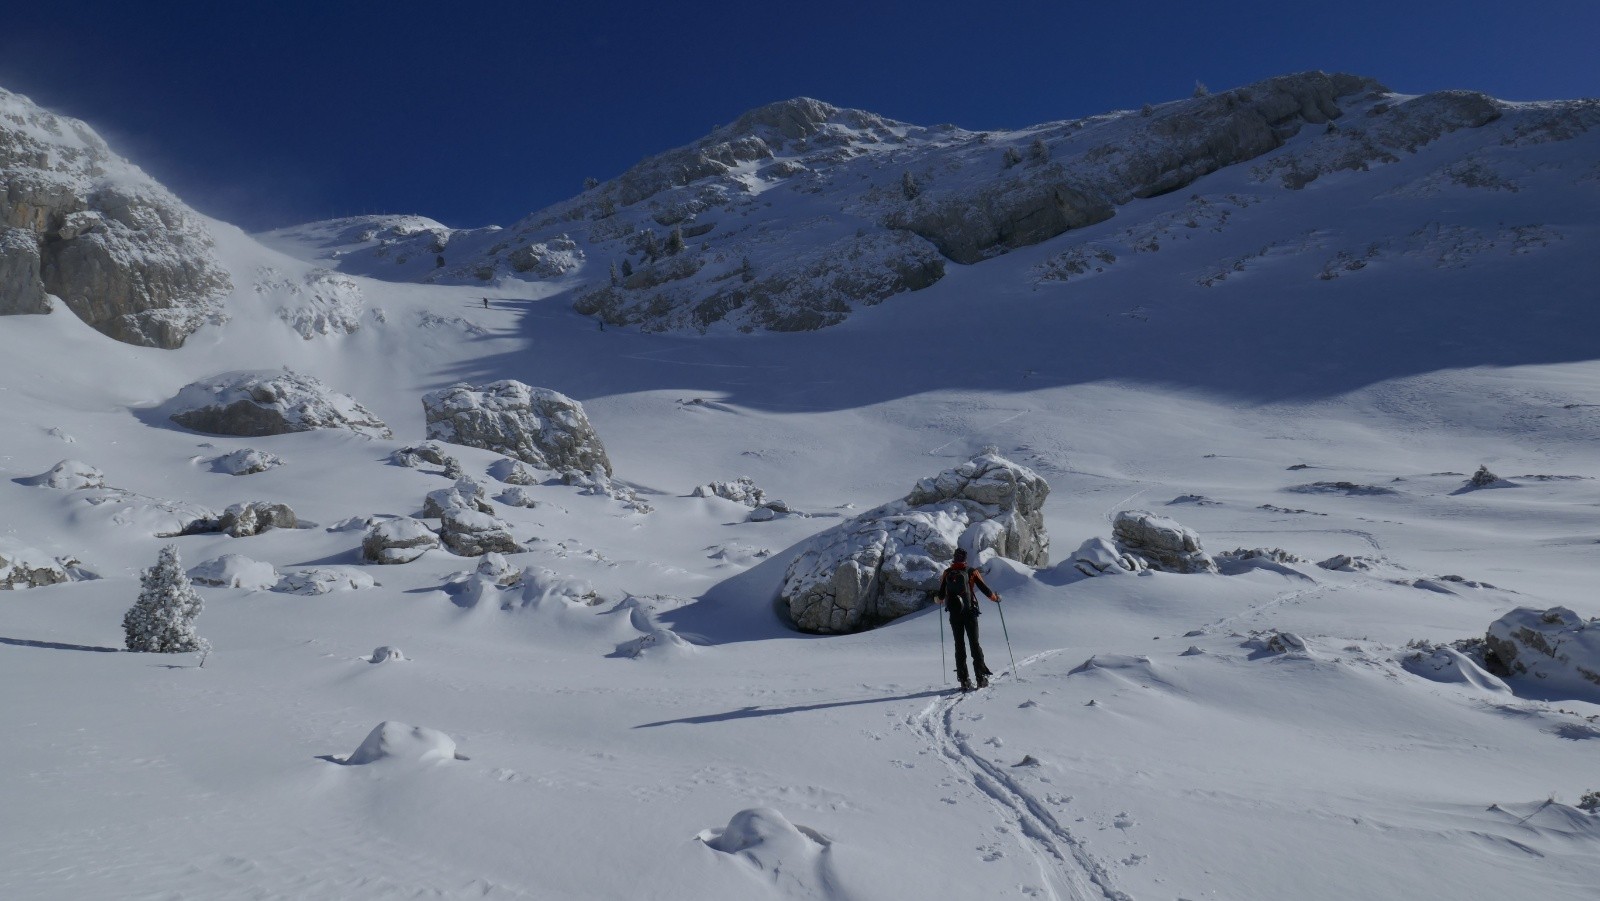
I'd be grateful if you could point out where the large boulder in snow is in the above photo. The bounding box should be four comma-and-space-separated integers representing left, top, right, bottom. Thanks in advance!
21, 459, 106, 490
361, 517, 439, 564
1484, 607, 1600, 698
217, 501, 297, 537
1110, 510, 1218, 574
780, 454, 1049, 634
342, 721, 463, 765
439, 508, 524, 557
692, 476, 768, 507
0, 87, 231, 347
168, 370, 391, 439
423, 381, 611, 476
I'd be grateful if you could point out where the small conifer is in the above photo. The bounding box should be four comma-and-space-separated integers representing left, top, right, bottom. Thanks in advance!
123, 545, 209, 654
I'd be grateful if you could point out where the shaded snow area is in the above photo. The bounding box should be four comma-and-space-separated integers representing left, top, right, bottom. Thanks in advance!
3, 76, 1600, 901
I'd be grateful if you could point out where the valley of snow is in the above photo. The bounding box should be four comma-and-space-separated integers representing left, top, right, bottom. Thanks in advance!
3, 77, 1599, 901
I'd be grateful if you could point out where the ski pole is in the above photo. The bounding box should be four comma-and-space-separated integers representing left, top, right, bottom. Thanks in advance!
996, 600, 1019, 681
939, 604, 947, 685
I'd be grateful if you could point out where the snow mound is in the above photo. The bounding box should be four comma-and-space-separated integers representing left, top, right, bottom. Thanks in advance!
700, 807, 835, 895
1401, 644, 1510, 693
781, 453, 1049, 633
19, 459, 106, 490
341, 722, 464, 765
211, 448, 285, 476
167, 370, 392, 439
273, 568, 377, 595
423, 380, 611, 476
1484, 607, 1600, 700
188, 554, 279, 590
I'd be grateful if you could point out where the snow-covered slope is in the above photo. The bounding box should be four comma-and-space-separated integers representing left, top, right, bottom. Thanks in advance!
2, 72, 1599, 901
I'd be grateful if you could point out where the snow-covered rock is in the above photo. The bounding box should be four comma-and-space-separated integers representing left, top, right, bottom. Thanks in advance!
1402, 643, 1510, 693
342, 722, 463, 765
781, 453, 1048, 633
1070, 536, 1149, 577
389, 441, 451, 468
0, 541, 74, 590
21, 459, 106, 490
692, 476, 767, 507
474, 552, 522, 587
217, 501, 297, 537
168, 370, 392, 439
369, 646, 405, 663
496, 486, 541, 508
439, 507, 524, 557
422, 478, 494, 518
1484, 607, 1600, 699
0, 87, 231, 347
564, 466, 653, 513
212, 448, 285, 476
273, 568, 377, 595
506, 234, 584, 276
1110, 510, 1217, 574
361, 517, 440, 564
488, 457, 539, 485
187, 554, 279, 590
423, 380, 611, 476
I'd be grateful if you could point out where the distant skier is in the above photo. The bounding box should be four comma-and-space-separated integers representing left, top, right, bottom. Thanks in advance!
936, 548, 1002, 691
482, 297, 490, 309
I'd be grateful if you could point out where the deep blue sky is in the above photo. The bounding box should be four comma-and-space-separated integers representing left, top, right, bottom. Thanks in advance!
4, 1, 1595, 232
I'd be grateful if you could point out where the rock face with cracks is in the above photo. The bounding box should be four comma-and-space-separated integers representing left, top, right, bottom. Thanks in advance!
781, 453, 1048, 634
1110, 510, 1218, 574
423, 380, 611, 476
0, 87, 231, 347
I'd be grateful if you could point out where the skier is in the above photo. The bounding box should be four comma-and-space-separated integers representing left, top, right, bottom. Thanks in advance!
936, 548, 1002, 691
482, 297, 490, 309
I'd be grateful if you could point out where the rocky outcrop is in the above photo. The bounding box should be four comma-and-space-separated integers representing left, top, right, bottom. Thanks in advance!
217, 502, 297, 537
168, 370, 392, 438
507, 235, 583, 276
889, 71, 1381, 263
575, 231, 946, 333
781, 454, 1049, 634
692, 476, 768, 507
439, 508, 524, 557
0, 541, 75, 590
1110, 510, 1217, 574
423, 381, 611, 476
0, 87, 231, 347
361, 517, 439, 564
1484, 607, 1600, 698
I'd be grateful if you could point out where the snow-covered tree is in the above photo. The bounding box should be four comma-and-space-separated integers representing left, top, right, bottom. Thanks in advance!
665, 227, 686, 256
123, 545, 208, 654
1030, 137, 1049, 162
901, 170, 920, 200
1193, 80, 1210, 98
1002, 146, 1023, 169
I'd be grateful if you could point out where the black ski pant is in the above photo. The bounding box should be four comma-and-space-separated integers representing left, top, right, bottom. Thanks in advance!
949, 614, 990, 682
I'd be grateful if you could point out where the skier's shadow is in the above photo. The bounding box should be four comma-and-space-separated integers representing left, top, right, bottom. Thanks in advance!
634, 689, 946, 728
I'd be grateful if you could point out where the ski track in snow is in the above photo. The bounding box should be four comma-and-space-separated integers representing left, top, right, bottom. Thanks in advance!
910, 650, 1131, 901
